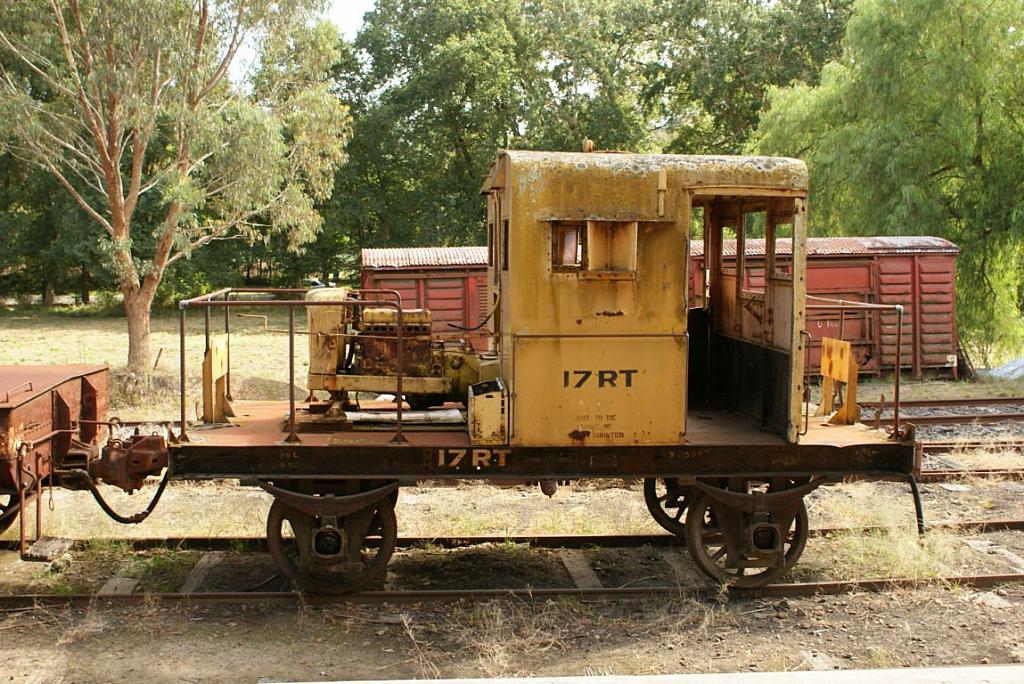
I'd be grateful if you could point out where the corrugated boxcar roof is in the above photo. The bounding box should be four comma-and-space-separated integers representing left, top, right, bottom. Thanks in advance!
691, 236, 959, 258
361, 237, 958, 269
362, 246, 489, 269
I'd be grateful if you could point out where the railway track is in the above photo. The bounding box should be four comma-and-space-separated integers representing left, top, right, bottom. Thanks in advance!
3, 519, 1023, 555
872, 397, 1024, 409
1, 573, 1022, 610
917, 467, 1024, 481
922, 439, 1024, 454
854, 395, 1024, 427
2, 519, 1023, 608
880, 413, 1024, 427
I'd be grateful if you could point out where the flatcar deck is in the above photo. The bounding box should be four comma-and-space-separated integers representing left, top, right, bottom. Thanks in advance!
168, 401, 916, 481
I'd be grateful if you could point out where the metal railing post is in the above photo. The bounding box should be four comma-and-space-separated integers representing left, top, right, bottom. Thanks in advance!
177, 305, 189, 442
204, 306, 211, 353
17, 448, 26, 557
391, 305, 407, 444
894, 305, 904, 438
805, 296, 907, 441
224, 291, 232, 400
285, 304, 300, 443
34, 452, 42, 540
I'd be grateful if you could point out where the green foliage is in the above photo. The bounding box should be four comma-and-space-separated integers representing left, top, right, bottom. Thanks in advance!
315, 0, 851, 264
0, 156, 114, 301
0, 0, 352, 370
325, 0, 538, 250
654, 0, 854, 153
753, 0, 1024, 364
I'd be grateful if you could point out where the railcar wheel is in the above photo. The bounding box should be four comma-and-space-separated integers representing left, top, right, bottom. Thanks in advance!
643, 478, 690, 535
684, 489, 808, 588
266, 496, 397, 594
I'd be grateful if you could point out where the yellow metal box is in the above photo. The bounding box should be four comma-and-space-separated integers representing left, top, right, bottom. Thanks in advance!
468, 379, 508, 445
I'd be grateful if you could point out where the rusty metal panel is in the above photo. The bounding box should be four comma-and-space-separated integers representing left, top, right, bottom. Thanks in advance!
512, 335, 687, 447
0, 365, 108, 491
360, 266, 490, 351
695, 236, 959, 259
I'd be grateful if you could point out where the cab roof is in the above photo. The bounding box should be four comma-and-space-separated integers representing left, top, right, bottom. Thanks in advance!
481, 150, 808, 194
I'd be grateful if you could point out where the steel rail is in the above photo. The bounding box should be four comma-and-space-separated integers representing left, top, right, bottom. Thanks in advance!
922, 440, 1024, 454
875, 412, 1024, 427
4, 519, 1023, 554
867, 397, 1024, 409
1, 573, 1022, 610
917, 468, 1024, 482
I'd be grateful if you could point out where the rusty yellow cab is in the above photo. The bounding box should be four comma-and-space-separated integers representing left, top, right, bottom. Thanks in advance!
150, 150, 920, 592
483, 150, 812, 448
481, 150, 903, 453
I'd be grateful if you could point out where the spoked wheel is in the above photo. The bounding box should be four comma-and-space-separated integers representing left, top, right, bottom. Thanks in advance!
643, 478, 691, 535
266, 495, 397, 594
685, 488, 809, 588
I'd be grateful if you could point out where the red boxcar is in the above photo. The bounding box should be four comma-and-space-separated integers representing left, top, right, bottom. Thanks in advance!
360, 247, 490, 351
689, 236, 960, 377
361, 237, 960, 376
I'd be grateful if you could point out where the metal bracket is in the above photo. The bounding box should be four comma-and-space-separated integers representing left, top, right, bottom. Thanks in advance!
693, 477, 829, 513
258, 481, 398, 517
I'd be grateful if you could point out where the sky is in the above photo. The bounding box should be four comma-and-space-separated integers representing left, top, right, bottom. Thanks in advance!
327, 0, 376, 40
231, 0, 375, 83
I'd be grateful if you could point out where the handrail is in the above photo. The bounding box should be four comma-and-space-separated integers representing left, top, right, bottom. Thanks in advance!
177, 288, 409, 445
803, 295, 907, 440
3, 381, 33, 403
800, 330, 812, 437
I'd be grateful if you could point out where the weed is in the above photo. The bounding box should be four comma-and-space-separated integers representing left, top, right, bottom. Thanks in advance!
810, 526, 966, 580
123, 549, 196, 592
415, 539, 443, 554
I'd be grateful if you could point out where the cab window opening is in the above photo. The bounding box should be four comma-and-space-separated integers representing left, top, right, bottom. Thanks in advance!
550, 219, 639, 275
552, 222, 585, 269
742, 209, 767, 295
502, 218, 510, 272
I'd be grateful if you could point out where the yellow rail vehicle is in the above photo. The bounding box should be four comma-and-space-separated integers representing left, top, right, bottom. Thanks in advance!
1, 151, 918, 593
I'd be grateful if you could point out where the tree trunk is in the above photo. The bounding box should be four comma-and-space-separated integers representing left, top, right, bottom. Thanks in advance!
80, 268, 91, 304
123, 289, 154, 376
42, 280, 55, 307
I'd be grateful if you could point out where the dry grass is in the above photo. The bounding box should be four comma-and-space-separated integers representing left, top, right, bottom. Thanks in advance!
0, 482, 270, 542
947, 443, 1024, 469
856, 376, 1024, 403
397, 482, 660, 538
810, 527, 968, 581
807, 480, 917, 528
799, 481, 969, 581
0, 308, 305, 420
431, 597, 728, 677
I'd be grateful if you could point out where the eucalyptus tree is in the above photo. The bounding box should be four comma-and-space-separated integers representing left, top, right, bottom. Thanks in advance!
0, 1, 351, 377
754, 0, 1024, 363
325, 0, 667, 254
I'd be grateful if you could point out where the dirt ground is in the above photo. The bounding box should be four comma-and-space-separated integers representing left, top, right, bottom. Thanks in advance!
2, 581, 1023, 682
3, 478, 1024, 682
